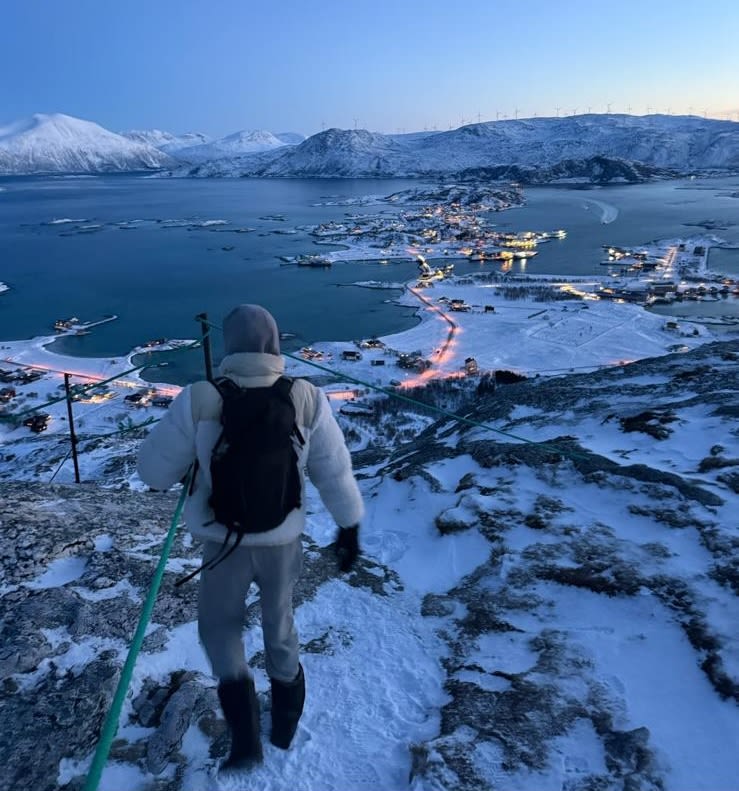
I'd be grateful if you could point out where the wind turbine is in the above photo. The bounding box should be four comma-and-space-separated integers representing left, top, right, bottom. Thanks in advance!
555, 106, 561, 117
477, 112, 482, 123
496, 111, 501, 121
606, 103, 612, 113
572, 107, 578, 116
514, 107, 519, 119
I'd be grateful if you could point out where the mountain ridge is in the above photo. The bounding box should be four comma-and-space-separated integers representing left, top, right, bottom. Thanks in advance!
166, 114, 739, 179
2, 112, 739, 178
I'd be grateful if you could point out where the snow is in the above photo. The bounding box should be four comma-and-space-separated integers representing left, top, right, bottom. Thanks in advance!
25, 554, 88, 589
547, 586, 739, 791
354, 467, 493, 593
0, 113, 173, 174
174, 129, 290, 163
120, 129, 211, 153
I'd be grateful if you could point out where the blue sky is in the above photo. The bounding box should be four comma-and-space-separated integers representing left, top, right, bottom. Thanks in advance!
2, 0, 737, 136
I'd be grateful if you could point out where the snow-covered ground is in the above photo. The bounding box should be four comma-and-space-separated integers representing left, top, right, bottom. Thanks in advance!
4, 326, 737, 790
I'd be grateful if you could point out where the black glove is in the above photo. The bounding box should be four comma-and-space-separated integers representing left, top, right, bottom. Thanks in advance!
334, 525, 360, 573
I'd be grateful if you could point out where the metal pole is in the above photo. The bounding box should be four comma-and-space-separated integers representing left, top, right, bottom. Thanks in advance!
63, 373, 81, 483
196, 312, 214, 381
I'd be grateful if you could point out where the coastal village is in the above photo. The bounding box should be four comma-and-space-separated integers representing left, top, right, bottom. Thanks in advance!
299, 183, 739, 307
0, 181, 737, 474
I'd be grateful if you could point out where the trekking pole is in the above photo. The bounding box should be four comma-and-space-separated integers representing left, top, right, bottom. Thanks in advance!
196, 312, 214, 382
63, 373, 81, 483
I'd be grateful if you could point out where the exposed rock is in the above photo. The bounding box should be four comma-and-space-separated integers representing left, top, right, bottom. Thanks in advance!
146, 679, 202, 774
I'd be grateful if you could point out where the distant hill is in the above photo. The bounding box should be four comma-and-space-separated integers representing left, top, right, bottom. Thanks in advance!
172, 129, 294, 163
120, 129, 211, 153
274, 131, 306, 146
260, 128, 422, 177
0, 113, 174, 174
167, 114, 739, 179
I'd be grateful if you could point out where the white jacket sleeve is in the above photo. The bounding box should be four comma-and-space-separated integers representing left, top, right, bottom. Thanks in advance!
136, 387, 197, 490
305, 393, 364, 528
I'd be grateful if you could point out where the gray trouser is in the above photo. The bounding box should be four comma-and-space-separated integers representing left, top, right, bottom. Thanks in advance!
198, 536, 303, 684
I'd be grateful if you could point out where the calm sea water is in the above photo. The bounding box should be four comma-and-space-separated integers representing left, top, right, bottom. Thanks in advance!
1, 174, 738, 383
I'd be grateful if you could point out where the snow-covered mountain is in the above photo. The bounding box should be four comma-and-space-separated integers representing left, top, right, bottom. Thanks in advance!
173, 129, 292, 163
274, 131, 306, 146
259, 127, 422, 176
0, 114, 174, 174
171, 115, 739, 179
4, 113, 738, 178
410, 114, 739, 171
120, 129, 211, 153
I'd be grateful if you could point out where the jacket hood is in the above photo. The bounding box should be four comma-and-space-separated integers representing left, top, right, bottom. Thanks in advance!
222, 304, 280, 356
218, 352, 285, 387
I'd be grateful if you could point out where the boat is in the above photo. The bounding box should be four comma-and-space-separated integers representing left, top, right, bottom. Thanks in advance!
513, 250, 538, 259
297, 257, 331, 268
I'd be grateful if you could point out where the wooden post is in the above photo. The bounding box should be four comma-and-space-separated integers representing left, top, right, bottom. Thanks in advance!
196, 312, 214, 382
63, 373, 81, 483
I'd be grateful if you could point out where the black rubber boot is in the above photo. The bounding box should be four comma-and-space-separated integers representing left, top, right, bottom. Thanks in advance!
270, 663, 305, 749
217, 676, 263, 770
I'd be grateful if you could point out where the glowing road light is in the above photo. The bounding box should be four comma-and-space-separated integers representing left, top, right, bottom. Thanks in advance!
1, 358, 181, 397
400, 287, 465, 388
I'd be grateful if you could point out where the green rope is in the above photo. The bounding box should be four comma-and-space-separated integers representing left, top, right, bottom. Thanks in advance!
82, 468, 193, 791
84, 417, 158, 442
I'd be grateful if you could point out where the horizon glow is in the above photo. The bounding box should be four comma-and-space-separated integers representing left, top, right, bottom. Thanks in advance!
2, 0, 738, 137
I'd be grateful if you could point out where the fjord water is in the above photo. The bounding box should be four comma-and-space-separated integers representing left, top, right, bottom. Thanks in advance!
0, 176, 427, 381
1, 174, 737, 383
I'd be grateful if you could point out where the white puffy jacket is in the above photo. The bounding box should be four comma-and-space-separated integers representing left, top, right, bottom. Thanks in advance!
136, 352, 364, 546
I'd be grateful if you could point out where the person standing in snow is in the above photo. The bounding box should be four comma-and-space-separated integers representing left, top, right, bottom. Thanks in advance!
137, 304, 364, 772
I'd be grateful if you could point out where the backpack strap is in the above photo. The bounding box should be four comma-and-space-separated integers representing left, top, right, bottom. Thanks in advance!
272, 376, 305, 446
211, 376, 241, 402
271, 375, 294, 399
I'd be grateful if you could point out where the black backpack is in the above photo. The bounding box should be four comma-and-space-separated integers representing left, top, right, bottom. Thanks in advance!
175, 376, 305, 586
